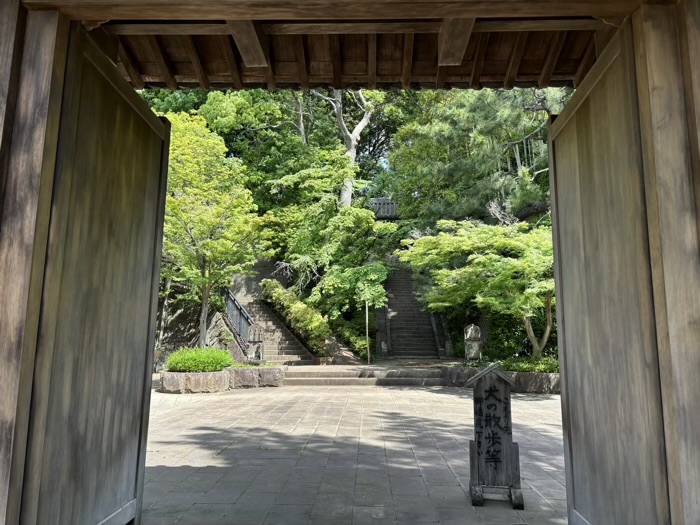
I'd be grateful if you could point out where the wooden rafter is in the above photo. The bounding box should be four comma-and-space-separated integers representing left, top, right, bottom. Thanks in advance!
470, 33, 489, 90
183, 35, 209, 89
402, 33, 414, 89
145, 35, 176, 89
330, 34, 342, 87
538, 31, 566, 88
105, 18, 609, 36
117, 38, 144, 89
25, 1, 641, 21
438, 18, 475, 66
294, 35, 308, 89
226, 20, 268, 67
436, 65, 447, 89
504, 32, 528, 89
367, 33, 377, 88
266, 44, 276, 91
219, 35, 243, 89
574, 37, 596, 87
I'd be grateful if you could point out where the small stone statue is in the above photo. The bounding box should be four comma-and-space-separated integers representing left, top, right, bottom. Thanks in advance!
464, 324, 482, 360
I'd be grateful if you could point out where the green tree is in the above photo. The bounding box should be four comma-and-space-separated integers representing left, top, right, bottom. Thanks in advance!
382, 88, 571, 224
163, 113, 259, 345
142, 88, 208, 113
400, 221, 554, 357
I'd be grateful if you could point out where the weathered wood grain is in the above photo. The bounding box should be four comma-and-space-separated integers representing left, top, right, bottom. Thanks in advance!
538, 31, 566, 87
227, 20, 268, 67
22, 0, 643, 21
4, 21, 168, 525
633, 5, 700, 523
219, 35, 243, 89
438, 18, 474, 66
0, 0, 25, 223
106, 18, 608, 36
106, 19, 602, 90
0, 11, 69, 525
504, 31, 527, 89
401, 33, 414, 89
550, 18, 674, 525
184, 35, 210, 89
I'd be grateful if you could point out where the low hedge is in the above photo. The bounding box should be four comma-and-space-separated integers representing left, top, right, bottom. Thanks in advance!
166, 347, 233, 372
260, 279, 332, 356
457, 356, 559, 374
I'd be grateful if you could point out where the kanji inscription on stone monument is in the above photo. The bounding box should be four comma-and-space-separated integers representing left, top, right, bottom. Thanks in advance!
467, 363, 523, 509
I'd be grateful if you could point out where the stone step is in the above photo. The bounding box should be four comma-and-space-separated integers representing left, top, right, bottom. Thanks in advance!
266, 355, 313, 363
285, 369, 444, 379
392, 349, 441, 353
391, 352, 439, 359
284, 377, 447, 387
270, 349, 310, 356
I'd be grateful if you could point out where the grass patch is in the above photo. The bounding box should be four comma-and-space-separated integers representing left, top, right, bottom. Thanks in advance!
457, 356, 559, 374
166, 347, 233, 372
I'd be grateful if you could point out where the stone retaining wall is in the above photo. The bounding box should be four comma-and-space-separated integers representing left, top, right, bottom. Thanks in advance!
160, 367, 285, 393
442, 367, 560, 394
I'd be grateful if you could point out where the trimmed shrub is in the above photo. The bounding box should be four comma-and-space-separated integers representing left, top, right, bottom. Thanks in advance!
166, 347, 233, 372
260, 279, 332, 356
458, 356, 559, 374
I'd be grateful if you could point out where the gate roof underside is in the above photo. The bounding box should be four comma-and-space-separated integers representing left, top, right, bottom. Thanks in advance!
23, 0, 647, 91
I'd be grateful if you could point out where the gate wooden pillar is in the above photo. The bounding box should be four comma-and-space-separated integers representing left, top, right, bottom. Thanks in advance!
550, 3, 700, 524
0, 9, 169, 525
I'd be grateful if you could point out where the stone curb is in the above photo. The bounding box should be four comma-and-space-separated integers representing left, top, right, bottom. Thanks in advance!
442, 366, 560, 394
160, 367, 285, 393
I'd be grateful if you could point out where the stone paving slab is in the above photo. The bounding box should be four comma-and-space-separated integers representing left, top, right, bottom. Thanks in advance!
143, 386, 567, 525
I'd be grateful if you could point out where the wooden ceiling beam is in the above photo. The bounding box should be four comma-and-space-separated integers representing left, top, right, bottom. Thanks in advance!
219, 35, 243, 89
294, 35, 309, 89
145, 35, 177, 89
25, 1, 642, 21
573, 37, 596, 87
438, 18, 475, 66
504, 31, 527, 89
402, 33, 414, 89
117, 38, 144, 89
436, 65, 447, 89
330, 34, 342, 88
105, 18, 609, 36
538, 31, 566, 87
367, 33, 377, 88
226, 20, 268, 67
183, 35, 209, 89
265, 41, 276, 91
470, 33, 489, 90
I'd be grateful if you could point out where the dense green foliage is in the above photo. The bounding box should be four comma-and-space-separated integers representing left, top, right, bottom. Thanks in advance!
147, 87, 564, 362
166, 347, 233, 372
400, 221, 555, 357
260, 279, 333, 356
378, 89, 570, 224
163, 113, 259, 345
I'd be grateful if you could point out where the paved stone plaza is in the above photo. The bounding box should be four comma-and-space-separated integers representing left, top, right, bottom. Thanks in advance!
143, 385, 567, 525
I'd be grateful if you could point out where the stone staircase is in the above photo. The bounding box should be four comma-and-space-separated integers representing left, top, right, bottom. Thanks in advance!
241, 301, 315, 366
386, 268, 440, 359
232, 261, 315, 366
284, 366, 447, 386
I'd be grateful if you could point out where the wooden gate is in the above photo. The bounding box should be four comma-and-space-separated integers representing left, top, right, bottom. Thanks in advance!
0, 15, 169, 525
549, 6, 700, 524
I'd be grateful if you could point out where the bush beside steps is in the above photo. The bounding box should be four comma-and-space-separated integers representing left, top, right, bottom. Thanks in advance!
160, 347, 284, 393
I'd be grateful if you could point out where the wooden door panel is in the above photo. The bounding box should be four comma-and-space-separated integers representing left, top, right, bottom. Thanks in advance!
549, 22, 670, 525
21, 25, 168, 525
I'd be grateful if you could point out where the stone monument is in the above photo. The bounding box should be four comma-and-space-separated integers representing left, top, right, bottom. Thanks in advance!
466, 363, 523, 509
464, 324, 481, 360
